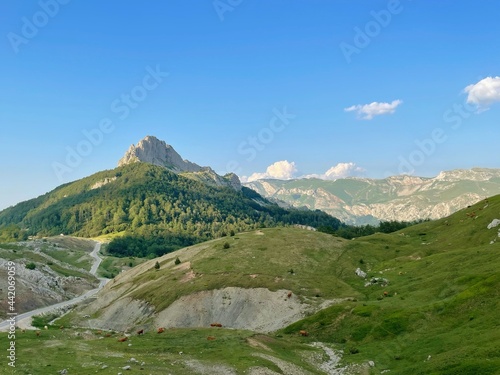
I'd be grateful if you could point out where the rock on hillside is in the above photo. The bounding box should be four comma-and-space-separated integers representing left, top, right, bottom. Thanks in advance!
0, 240, 98, 317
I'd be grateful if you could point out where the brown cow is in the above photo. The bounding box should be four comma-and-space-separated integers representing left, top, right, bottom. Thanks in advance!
207, 336, 216, 341
35, 331, 41, 337
137, 329, 144, 335
383, 291, 389, 297
210, 323, 222, 328
157, 327, 165, 334
287, 291, 292, 298
299, 330, 309, 337
117, 337, 128, 342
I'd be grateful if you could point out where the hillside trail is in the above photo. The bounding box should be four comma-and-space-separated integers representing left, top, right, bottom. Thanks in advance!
0, 241, 108, 331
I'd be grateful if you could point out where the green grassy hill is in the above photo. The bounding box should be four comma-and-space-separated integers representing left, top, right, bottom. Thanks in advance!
281, 195, 500, 374
2, 196, 499, 374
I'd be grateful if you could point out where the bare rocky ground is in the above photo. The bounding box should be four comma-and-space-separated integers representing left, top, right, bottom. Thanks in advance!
0, 240, 98, 320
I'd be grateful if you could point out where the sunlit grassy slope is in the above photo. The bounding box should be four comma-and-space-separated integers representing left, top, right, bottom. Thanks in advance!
281, 195, 500, 374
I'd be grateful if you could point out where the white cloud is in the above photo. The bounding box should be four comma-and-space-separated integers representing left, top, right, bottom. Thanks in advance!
245, 160, 297, 182
464, 76, 500, 110
305, 162, 365, 180
244, 161, 365, 182
345, 99, 402, 120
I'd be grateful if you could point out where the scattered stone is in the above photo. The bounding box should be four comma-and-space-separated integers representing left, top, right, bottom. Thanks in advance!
368, 360, 375, 367
58, 370, 68, 375
101, 365, 108, 369
364, 277, 389, 287
122, 365, 131, 370
487, 219, 500, 229
355, 268, 367, 278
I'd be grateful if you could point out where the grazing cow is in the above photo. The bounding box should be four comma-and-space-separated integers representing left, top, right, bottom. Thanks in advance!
35, 331, 41, 337
299, 330, 309, 337
157, 327, 165, 334
117, 337, 128, 342
96, 330, 102, 335
287, 291, 293, 298
105, 333, 112, 337
137, 329, 144, 335
210, 323, 222, 328
207, 336, 216, 341
383, 291, 389, 297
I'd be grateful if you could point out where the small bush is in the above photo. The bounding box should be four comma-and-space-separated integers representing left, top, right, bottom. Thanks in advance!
230, 230, 235, 236
359, 258, 364, 264
154, 261, 160, 270
223, 242, 230, 249
174, 257, 181, 265
26, 262, 36, 270
349, 347, 359, 354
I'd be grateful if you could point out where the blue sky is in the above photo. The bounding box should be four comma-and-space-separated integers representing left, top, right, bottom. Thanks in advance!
1, 0, 500, 210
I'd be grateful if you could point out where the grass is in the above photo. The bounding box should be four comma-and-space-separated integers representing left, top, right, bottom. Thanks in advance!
0, 327, 326, 375
44, 236, 95, 252
3, 196, 500, 374
277, 196, 500, 374
97, 244, 148, 278
127, 228, 360, 311
41, 247, 93, 271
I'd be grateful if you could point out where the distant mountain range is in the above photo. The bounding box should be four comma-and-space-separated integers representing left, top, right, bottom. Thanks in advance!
244, 168, 500, 225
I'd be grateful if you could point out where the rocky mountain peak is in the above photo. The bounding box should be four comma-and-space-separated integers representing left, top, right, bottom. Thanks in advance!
118, 135, 203, 173
118, 135, 241, 190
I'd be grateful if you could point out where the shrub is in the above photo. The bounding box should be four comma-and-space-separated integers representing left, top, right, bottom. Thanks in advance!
349, 347, 359, 354
223, 242, 230, 249
26, 262, 36, 270
154, 261, 160, 270
174, 257, 181, 265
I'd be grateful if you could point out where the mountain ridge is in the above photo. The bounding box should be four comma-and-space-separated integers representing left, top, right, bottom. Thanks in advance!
118, 135, 242, 190
244, 167, 500, 224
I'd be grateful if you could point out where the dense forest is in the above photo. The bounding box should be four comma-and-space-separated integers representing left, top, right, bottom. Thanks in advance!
0, 163, 344, 249
317, 219, 427, 239
0, 162, 427, 258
